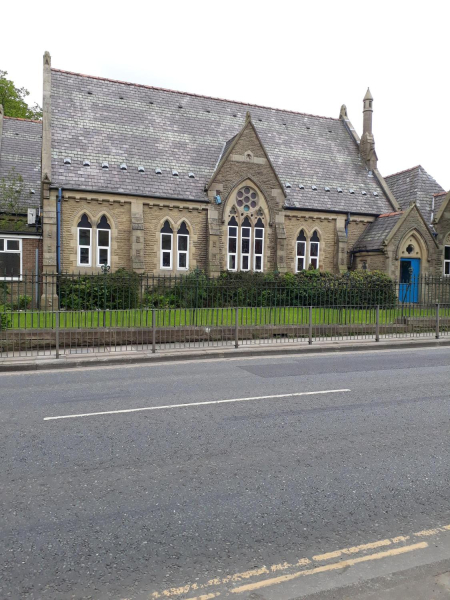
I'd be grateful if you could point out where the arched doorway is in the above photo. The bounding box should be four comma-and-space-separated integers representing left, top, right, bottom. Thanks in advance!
398, 232, 425, 303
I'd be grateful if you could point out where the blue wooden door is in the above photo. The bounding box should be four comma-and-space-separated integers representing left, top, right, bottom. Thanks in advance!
399, 258, 420, 303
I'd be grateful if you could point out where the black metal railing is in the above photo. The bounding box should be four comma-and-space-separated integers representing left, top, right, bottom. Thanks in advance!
2, 272, 450, 314
1, 303, 449, 359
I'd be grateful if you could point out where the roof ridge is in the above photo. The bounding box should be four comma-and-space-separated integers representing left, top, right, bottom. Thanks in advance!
3, 116, 42, 124
378, 211, 404, 218
51, 68, 340, 121
385, 165, 422, 179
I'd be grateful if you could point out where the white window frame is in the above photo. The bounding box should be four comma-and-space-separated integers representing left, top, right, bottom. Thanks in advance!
309, 237, 320, 269
177, 231, 189, 271
0, 237, 22, 280
444, 245, 450, 276
227, 225, 238, 271
160, 232, 173, 270
240, 226, 251, 271
296, 239, 306, 272
77, 227, 92, 267
253, 227, 264, 272
96, 228, 111, 268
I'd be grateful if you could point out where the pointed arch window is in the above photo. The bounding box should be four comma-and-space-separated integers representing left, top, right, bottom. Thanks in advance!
241, 216, 251, 271
254, 218, 264, 272
309, 231, 320, 269
296, 230, 307, 272
444, 242, 450, 276
97, 215, 111, 267
160, 221, 173, 269
228, 216, 238, 271
177, 222, 189, 270
77, 214, 92, 266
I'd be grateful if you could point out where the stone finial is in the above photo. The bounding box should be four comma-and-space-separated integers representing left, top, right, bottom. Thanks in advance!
360, 87, 376, 168
245, 111, 251, 122
363, 88, 373, 101
43, 51, 51, 67
363, 87, 373, 135
339, 104, 348, 119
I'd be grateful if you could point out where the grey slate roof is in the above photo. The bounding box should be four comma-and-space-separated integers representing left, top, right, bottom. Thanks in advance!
50, 70, 394, 216
433, 191, 448, 218
0, 117, 42, 209
385, 165, 445, 224
353, 212, 404, 251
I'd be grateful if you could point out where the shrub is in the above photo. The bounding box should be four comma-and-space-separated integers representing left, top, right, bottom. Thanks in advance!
0, 308, 11, 330
141, 269, 397, 309
9, 295, 31, 311
59, 269, 140, 310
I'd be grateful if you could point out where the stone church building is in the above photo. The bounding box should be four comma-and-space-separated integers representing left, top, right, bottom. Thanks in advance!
1, 52, 449, 298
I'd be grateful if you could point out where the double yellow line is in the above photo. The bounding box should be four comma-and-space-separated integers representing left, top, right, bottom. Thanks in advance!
151, 524, 450, 599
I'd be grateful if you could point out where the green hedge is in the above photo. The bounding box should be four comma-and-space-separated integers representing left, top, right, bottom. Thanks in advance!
142, 269, 397, 309
59, 269, 140, 310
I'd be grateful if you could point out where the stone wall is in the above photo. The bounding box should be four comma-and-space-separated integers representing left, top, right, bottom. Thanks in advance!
353, 252, 386, 272
208, 120, 285, 274
58, 191, 209, 275
61, 192, 132, 272
284, 212, 336, 272
384, 207, 437, 279
143, 202, 208, 274
434, 205, 450, 277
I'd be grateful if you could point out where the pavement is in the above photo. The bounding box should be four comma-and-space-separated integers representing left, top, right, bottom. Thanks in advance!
1, 346, 450, 599
1, 335, 450, 372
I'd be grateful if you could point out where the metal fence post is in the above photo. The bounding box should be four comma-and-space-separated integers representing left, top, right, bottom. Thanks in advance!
152, 309, 156, 354
309, 306, 313, 345
55, 310, 60, 359
436, 303, 440, 339
235, 307, 239, 348
375, 305, 380, 342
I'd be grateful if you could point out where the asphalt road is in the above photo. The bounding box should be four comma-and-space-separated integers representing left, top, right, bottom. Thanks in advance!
1, 347, 450, 599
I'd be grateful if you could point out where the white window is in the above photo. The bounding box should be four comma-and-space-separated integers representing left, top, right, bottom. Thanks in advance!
240, 217, 251, 271
445, 246, 450, 276
296, 230, 307, 272
0, 237, 22, 279
177, 222, 189, 270
254, 218, 264, 272
309, 231, 320, 269
77, 214, 92, 266
96, 215, 111, 267
228, 217, 238, 271
160, 220, 173, 269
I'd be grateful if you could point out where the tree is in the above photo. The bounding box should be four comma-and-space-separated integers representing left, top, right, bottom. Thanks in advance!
0, 70, 42, 120
0, 168, 24, 214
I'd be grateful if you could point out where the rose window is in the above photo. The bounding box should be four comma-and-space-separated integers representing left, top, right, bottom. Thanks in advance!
236, 186, 258, 212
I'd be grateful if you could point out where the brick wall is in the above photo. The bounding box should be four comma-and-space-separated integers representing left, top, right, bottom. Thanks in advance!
22, 237, 43, 273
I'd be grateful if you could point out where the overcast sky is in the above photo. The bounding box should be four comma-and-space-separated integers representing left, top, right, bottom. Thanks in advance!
2, 0, 448, 190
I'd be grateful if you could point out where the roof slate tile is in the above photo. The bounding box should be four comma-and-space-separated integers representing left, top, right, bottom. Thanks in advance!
0, 117, 42, 209
50, 70, 393, 215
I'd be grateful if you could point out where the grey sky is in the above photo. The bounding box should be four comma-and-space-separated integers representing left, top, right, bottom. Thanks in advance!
2, 0, 448, 190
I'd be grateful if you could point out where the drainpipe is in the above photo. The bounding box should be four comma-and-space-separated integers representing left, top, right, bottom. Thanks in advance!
57, 188, 62, 273
345, 212, 351, 236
